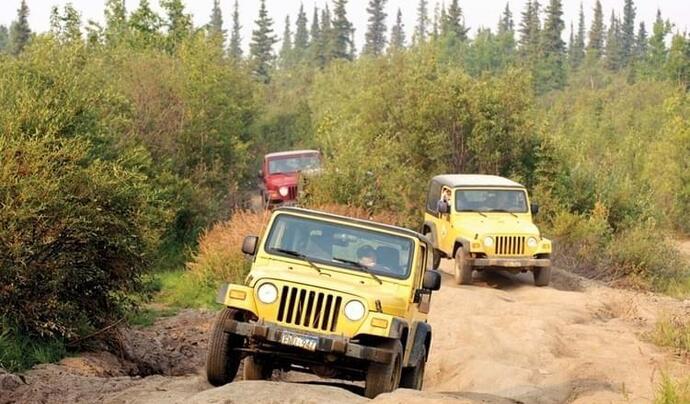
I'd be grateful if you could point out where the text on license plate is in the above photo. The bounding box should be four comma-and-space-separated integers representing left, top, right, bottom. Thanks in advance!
280, 331, 318, 351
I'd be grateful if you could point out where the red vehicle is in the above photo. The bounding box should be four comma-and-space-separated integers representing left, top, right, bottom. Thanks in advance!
259, 150, 321, 207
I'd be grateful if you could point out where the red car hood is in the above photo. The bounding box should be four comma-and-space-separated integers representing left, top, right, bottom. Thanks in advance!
264, 172, 299, 189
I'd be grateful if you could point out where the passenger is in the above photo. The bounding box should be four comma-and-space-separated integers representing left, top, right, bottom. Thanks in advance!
437, 187, 452, 214
357, 245, 378, 268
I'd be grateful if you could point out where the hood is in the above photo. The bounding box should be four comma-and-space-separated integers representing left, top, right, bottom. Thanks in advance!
454, 213, 540, 237
248, 260, 410, 316
265, 172, 299, 189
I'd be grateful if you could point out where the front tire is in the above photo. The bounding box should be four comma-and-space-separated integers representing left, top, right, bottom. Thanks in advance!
206, 308, 245, 386
242, 356, 273, 380
454, 247, 473, 285
364, 339, 403, 398
533, 266, 552, 287
399, 346, 426, 390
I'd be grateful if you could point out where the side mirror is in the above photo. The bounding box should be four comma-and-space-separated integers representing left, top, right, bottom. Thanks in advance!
422, 270, 441, 291
242, 235, 259, 256
530, 203, 540, 215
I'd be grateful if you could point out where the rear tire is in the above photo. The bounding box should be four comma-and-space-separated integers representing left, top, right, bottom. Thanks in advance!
533, 266, 551, 287
399, 346, 426, 390
364, 339, 403, 398
454, 247, 473, 285
206, 308, 245, 386
242, 356, 273, 380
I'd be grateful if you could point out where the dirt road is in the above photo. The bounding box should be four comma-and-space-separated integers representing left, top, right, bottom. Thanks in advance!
3, 263, 689, 404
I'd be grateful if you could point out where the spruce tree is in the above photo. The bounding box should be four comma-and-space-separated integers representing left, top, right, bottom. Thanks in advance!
518, 0, 541, 58
9, 0, 31, 55
279, 15, 293, 67
431, 3, 440, 41
635, 22, 647, 60
389, 8, 405, 51
129, 0, 162, 48
308, 6, 322, 66
0, 25, 9, 53
605, 11, 622, 70
647, 9, 670, 76
587, 0, 604, 59
621, 0, 636, 65
442, 0, 468, 41
319, 6, 332, 65
363, 0, 387, 56
331, 0, 353, 61
208, 0, 225, 41
498, 3, 514, 35
570, 3, 585, 68
541, 0, 566, 88
104, 0, 127, 45
294, 4, 309, 52
413, 0, 429, 45
229, 0, 242, 59
250, 0, 277, 82
161, 0, 192, 52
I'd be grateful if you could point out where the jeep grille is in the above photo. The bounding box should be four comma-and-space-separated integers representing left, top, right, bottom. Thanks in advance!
287, 185, 298, 200
494, 236, 526, 256
277, 286, 342, 332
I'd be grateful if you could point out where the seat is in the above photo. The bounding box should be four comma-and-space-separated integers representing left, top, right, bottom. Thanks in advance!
376, 246, 401, 275
305, 233, 331, 260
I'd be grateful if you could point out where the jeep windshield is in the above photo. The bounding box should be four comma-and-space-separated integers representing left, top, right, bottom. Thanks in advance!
455, 189, 528, 213
267, 155, 320, 174
265, 214, 413, 279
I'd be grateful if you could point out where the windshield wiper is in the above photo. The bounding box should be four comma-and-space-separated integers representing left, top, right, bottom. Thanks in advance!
273, 248, 321, 273
331, 257, 383, 285
487, 209, 518, 218
459, 209, 487, 218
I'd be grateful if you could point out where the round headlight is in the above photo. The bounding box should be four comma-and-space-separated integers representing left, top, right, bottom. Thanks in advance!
483, 237, 494, 247
278, 186, 289, 197
257, 283, 278, 304
344, 300, 366, 321
527, 237, 538, 248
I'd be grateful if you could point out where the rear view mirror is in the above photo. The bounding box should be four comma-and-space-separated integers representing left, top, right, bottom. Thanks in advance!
530, 203, 540, 215
242, 236, 259, 256
422, 270, 441, 291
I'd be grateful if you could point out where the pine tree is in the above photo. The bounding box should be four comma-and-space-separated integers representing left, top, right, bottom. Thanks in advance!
9, 0, 31, 55
498, 3, 514, 35
413, 0, 429, 45
229, 0, 242, 59
319, 6, 332, 65
518, 0, 541, 58
363, 0, 387, 56
621, 0, 636, 65
635, 22, 647, 60
294, 4, 309, 52
647, 9, 671, 76
570, 3, 585, 68
389, 8, 405, 51
308, 6, 322, 66
279, 15, 293, 67
104, 0, 127, 45
208, 0, 225, 41
541, 0, 566, 88
0, 25, 9, 53
442, 0, 468, 41
331, 0, 353, 61
161, 0, 192, 52
250, 0, 277, 82
605, 11, 622, 70
587, 0, 604, 60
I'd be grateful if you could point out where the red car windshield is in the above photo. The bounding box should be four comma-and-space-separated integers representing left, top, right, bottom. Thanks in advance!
268, 155, 320, 174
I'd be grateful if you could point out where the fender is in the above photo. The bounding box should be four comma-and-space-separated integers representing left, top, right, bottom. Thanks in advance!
453, 236, 473, 257
405, 321, 432, 367
421, 220, 439, 249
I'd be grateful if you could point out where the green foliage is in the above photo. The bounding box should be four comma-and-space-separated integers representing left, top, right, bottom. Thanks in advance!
250, 0, 277, 82
0, 319, 67, 373
389, 8, 405, 51
363, 0, 387, 56
228, 0, 242, 59
655, 373, 690, 404
9, 0, 31, 55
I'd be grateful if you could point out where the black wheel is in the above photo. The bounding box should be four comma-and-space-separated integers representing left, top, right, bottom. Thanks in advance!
242, 356, 273, 380
533, 266, 552, 287
364, 339, 403, 398
206, 308, 245, 386
399, 346, 426, 390
424, 232, 441, 270
454, 247, 473, 285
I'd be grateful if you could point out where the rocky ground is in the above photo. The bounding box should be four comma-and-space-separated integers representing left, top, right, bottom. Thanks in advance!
2, 264, 689, 404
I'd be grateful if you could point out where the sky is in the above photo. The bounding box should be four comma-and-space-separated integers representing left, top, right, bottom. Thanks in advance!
1, 0, 688, 52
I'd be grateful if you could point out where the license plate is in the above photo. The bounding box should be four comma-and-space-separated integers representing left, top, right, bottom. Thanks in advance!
280, 331, 319, 351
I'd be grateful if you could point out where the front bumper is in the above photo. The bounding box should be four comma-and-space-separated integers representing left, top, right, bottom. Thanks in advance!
469, 257, 551, 269
223, 318, 393, 364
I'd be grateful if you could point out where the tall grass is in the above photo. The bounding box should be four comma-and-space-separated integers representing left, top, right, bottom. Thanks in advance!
651, 315, 690, 358
655, 373, 690, 404
0, 318, 67, 372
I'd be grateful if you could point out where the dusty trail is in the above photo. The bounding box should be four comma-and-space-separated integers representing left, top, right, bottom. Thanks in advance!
2, 263, 689, 404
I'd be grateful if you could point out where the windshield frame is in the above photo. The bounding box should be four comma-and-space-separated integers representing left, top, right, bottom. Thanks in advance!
454, 187, 529, 214
266, 154, 321, 175
263, 213, 415, 280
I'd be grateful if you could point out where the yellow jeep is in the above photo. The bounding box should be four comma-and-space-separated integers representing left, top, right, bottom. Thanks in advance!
207, 207, 441, 398
422, 175, 552, 286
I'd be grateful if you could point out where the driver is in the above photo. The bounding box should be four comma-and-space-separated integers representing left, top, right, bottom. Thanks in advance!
357, 245, 377, 268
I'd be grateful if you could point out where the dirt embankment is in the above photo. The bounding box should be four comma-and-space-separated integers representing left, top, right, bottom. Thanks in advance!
2, 264, 689, 404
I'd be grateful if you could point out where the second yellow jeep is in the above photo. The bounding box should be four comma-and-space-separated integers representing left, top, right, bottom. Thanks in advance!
207, 207, 441, 398
422, 175, 552, 286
